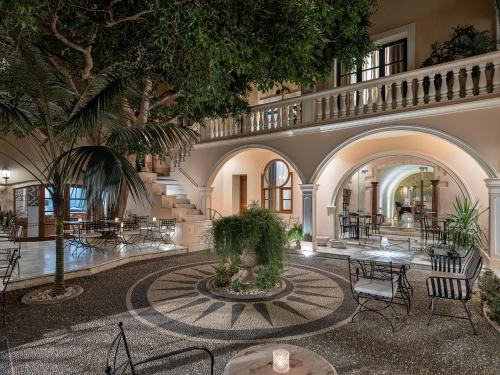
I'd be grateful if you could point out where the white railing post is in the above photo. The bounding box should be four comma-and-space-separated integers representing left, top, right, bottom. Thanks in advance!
340, 92, 346, 116
452, 67, 461, 99
494, 62, 500, 91
349, 90, 356, 116
376, 85, 383, 111
316, 97, 323, 121
478, 63, 488, 94
324, 95, 331, 119
417, 76, 425, 105
366, 88, 373, 113
332, 94, 339, 118
407, 78, 415, 106
465, 65, 474, 97
384, 83, 392, 110
440, 71, 449, 101
395, 81, 403, 108
428, 74, 436, 104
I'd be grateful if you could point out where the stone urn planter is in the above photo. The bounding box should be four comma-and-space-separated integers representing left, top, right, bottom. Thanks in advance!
232, 250, 257, 287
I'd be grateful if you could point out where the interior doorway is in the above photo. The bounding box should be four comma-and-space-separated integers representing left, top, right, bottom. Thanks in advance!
239, 175, 247, 213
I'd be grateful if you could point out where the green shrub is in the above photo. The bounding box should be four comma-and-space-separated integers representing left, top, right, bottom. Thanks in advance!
254, 265, 282, 292
213, 263, 229, 288
287, 223, 304, 242
478, 269, 500, 322
231, 279, 242, 293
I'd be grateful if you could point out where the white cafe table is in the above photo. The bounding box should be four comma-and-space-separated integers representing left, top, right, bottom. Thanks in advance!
224, 344, 337, 375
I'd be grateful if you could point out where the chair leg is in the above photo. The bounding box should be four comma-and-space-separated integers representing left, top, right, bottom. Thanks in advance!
462, 301, 477, 335
427, 297, 437, 325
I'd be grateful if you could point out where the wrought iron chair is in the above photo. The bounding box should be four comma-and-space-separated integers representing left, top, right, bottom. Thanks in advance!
338, 214, 354, 238
1, 248, 20, 326
426, 249, 482, 335
157, 218, 176, 247
105, 322, 214, 375
348, 257, 410, 332
422, 215, 442, 244
118, 220, 142, 248
73, 221, 104, 257
429, 246, 477, 274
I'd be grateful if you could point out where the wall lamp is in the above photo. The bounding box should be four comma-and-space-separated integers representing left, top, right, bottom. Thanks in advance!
2, 167, 10, 184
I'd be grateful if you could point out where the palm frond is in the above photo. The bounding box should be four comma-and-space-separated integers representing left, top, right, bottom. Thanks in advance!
106, 121, 198, 157
66, 64, 131, 141
54, 146, 151, 210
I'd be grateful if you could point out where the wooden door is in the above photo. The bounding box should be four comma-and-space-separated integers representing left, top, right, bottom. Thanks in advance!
239, 175, 247, 213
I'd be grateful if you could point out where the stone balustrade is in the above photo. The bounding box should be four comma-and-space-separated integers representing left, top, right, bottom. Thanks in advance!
199, 51, 500, 142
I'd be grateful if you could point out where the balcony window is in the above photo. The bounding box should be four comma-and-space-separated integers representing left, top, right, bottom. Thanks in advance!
337, 38, 407, 86
69, 186, 87, 213
45, 187, 54, 214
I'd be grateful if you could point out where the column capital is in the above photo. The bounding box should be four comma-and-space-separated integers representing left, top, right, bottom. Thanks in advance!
371, 181, 379, 187
485, 178, 500, 194
299, 183, 319, 192
198, 186, 214, 194
430, 179, 440, 186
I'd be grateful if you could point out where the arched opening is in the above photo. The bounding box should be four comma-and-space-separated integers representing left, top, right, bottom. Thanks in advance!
314, 129, 490, 239
209, 147, 304, 222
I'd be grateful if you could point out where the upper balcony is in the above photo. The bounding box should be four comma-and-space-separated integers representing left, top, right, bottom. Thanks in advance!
199, 51, 500, 143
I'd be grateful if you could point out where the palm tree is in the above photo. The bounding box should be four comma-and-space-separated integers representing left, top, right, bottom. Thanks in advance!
0, 37, 195, 295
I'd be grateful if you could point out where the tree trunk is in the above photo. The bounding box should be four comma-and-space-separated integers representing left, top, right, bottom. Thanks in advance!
52, 193, 65, 295
111, 183, 129, 219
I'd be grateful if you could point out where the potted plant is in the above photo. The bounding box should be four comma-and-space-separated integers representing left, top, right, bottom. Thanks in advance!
210, 203, 288, 291
478, 269, 500, 329
287, 223, 304, 250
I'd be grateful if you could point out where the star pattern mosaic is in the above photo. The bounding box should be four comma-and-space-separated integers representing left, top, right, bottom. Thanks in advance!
127, 261, 357, 343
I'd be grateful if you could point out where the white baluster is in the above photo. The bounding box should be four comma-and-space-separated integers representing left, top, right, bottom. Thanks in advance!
296, 103, 302, 125
428, 74, 436, 104
349, 91, 356, 116
339, 92, 346, 116
417, 76, 425, 105
366, 87, 373, 113
316, 97, 323, 121
452, 68, 461, 99
376, 86, 383, 111
274, 107, 280, 128
465, 65, 474, 97
478, 63, 487, 94
494, 62, 500, 91
324, 96, 331, 119
332, 94, 339, 117
406, 78, 415, 106
395, 82, 403, 108
209, 119, 215, 139
384, 83, 392, 110
440, 71, 449, 101
259, 110, 264, 131
250, 112, 255, 132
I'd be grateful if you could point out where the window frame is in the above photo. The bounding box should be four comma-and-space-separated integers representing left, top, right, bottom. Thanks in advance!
337, 38, 408, 87
261, 159, 293, 214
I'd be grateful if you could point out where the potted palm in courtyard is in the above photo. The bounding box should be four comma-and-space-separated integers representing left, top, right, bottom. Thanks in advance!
287, 223, 304, 250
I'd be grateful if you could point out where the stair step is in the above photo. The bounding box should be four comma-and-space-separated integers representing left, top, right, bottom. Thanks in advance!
175, 198, 190, 204
175, 203, 195, 209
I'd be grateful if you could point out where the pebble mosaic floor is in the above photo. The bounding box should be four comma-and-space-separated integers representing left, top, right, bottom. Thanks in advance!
1, 251, 500, 374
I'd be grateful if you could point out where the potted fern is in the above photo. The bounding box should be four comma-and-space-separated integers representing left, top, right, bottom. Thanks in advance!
210, 203, 288, 291
287, 223, 304, 250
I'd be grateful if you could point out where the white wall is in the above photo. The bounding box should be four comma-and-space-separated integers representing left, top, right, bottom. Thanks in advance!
211, 149, 302, 220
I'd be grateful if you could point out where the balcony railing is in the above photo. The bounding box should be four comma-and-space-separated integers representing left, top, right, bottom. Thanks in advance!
199, 51, 500, 143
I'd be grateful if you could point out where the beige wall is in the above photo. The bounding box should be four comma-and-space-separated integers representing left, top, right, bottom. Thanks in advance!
371, 0, 496, 68
211, 149, 302, 220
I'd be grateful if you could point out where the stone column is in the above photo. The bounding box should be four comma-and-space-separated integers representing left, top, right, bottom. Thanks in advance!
431, 179, 440, 225
485, 179, 500, 269
371, 182, 378, 222
199, 186, 214, 215
326, 205, 337, 239
300, 184, 319, 250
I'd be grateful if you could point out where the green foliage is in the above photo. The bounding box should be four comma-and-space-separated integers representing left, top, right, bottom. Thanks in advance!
422, 25, 494, 67
211, 203, 288, 268
478, 269, 500, 322
213, 263, 230, 288
254, 265, 282, 292
446, 198, 485, 252
231, 279, 242, 293
287, 223, 304, 242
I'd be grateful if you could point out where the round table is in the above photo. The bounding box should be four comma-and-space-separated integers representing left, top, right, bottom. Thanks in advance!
224, 344, 337, 375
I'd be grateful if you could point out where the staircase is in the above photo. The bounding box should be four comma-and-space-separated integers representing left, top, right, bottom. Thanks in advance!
153, 176, 206, 221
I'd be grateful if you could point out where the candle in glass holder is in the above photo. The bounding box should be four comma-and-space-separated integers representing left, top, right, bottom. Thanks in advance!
273, 349, 289, 373
77, 217, 82, 223
114, 217, 119, 223
152, 217, 157, 222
